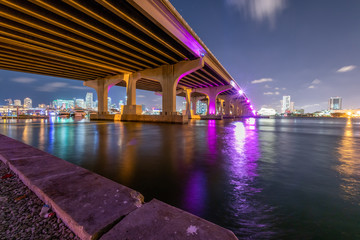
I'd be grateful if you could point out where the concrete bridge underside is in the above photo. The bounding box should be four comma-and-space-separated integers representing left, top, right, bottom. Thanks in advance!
0, 0, 253, 123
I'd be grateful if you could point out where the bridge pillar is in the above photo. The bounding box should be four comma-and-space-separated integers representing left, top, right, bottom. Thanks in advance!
194, 85, 232, 115
123, 73, 142, 114
218, 99, 225, 115
158, 58, 204, 115
191, 97, 197, 115
84, 74, 128, 115
221, 95, 237, 117
184, 89, 192, 118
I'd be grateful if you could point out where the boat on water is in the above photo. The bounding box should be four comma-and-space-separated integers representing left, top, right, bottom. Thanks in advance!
74, 110, 86, 118
58, 111, 70, 117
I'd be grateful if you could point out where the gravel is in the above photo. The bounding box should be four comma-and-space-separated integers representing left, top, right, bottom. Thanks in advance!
0, 161, 80, 240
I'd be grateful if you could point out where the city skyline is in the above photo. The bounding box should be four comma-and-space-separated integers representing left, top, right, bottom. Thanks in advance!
0, 0, 359, 112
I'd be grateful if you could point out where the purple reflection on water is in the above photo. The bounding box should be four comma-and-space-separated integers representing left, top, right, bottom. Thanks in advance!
182, 170, 207, 216
224, 120, 276, 238
207, 120, 217, 158
208, 100, 216, 115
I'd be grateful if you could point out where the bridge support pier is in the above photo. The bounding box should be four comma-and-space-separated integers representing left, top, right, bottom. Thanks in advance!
218, 99, 225, 115
123, 73, 142, 115
158, 59, 203, 115
191, 97, 197, 115
184, 88, 192, 118
84, 74, 128, 115
194, 85, 231, 116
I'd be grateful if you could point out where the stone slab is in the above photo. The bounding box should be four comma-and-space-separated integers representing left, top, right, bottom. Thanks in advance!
0, 134, 143, 240
100, 199, 238, 240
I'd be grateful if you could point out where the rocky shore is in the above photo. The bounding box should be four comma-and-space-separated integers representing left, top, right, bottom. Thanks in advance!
0, 161, 79, 240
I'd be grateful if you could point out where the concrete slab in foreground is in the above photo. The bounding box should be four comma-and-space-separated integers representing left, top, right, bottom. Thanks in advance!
101, 199, 237, 240
0, 134, 238, 240
0, 135, 143, 240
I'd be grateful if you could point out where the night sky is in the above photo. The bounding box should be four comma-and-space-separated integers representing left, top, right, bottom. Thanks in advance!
1, 0, 359, 112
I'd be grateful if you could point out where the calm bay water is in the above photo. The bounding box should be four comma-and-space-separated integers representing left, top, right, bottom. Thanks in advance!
1, 117, 360, 239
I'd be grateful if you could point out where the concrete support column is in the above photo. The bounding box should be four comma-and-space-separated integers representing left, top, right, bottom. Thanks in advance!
224, 100, 231, 116
234, 100, 241, 117
159, 58, 204, 115
193, 85, 232, 116
126, 74, 138, 106
123, 73, 142, 115
184, 89, 192, 117
84, 74, 128, 115
191, 97, 197, 115
161, 65, 177, 115
219, 99, 225, 115
220, 95, 234, 116
126, 58, 203, 116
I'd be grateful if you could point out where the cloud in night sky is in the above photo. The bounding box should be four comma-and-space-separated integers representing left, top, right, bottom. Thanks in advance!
137, 95, 145, 98
36, 82, 84, 92
311, 79, 321, 84
264, 92, 273, 95
337, 65, 356, 73
69, 86, 88, 90
12, 77, 37, 83
226, 0, 286, 26
308, 79, 321, 89
252, 78, 273, 84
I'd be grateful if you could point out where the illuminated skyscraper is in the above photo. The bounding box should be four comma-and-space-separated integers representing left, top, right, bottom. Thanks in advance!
52, 99, 74, 109
75, 99, 85, 108
281, 96, 291, 113
329, 97, 342, 110
14, 99, 21, 106
108, 97, 112, 111
85, 92, 93, 109
24, 97, 32, 108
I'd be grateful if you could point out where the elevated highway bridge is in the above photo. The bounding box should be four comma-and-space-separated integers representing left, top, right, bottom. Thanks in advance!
0, 0, 254, 122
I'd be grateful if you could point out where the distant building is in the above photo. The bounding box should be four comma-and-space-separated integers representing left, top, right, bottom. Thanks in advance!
38, 104, 46, 108
281, 96, 295, 113
5, 99, 13, 106
329, 97, 342, 110
85, 92, 93, 109
52, 99, 74, 109
14, 99, 21, 106
294, 109, 305, 115
24, 97, 32, 108
258, 108, 277, 116
196, 100, 207, 115
75, 99, 85, 108
107, 97, 112, 111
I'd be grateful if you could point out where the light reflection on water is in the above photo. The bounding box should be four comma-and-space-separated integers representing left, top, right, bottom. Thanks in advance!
337, 118, 360, 205
1, 117, 360, 239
